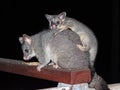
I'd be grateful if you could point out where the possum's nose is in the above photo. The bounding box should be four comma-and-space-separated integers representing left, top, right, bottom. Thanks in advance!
23, 56, 29, 60
51, 24, 57, 30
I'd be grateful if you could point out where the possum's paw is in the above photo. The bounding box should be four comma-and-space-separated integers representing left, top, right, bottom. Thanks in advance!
48, 61, 61, 69
76, 44, 89, 51
53, 64, 60, 69
36, 65, 43, 71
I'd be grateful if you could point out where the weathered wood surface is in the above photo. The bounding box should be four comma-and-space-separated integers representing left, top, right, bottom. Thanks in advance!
108, 83, 120, 90
0, 58, 91, 84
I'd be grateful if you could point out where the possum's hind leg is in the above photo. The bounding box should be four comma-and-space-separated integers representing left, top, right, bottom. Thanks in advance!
76, 32, 90, 52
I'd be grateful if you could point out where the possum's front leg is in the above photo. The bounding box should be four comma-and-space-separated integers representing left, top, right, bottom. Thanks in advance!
36, 44, 52, 71
54, 25, 68, 36
37, 59, 50, 71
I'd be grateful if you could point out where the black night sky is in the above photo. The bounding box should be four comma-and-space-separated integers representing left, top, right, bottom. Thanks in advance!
0, 0, 119, 89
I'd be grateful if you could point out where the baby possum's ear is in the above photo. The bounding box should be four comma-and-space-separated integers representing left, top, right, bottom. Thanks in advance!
45, 14, 52, 20
22, 34, 32, 45
58, 12, 66, 20
19, 37, 23, 44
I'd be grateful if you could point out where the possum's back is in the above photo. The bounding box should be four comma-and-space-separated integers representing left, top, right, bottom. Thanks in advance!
47, 29, 90, 70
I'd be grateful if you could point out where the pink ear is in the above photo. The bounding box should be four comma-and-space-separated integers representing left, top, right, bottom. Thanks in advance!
58, 12, 66, 20
23, 34, 32, 45
19, 37, 23, 43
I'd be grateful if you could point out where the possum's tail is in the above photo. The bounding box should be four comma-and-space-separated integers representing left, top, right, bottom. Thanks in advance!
89, 72, 110, 90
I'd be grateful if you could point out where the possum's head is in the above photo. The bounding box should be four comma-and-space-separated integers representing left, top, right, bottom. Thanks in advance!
45, 12, 66, 30
19, 34, 35, 60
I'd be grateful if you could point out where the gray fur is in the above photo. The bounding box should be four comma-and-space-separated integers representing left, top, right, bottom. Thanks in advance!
19, 29, 109, 90
19, 29, 89, 70
45, 30, 90, 70
45, 12, 98, 70
89, 73, 110, 90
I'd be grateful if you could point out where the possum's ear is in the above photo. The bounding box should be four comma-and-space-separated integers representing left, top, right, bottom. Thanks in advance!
45, 14, 52, 20
23, 34, 32, 45
58, 12, 66, 20
19, 37, 23, 44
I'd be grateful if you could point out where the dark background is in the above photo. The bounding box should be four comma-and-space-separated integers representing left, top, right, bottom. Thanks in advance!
0, 0, 119, 90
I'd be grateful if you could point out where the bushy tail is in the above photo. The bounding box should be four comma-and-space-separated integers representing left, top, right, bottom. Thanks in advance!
89, 72, 110, 90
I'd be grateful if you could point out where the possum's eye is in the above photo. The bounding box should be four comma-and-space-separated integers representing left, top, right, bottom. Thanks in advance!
25, 49, 29, 53
51, 21, 54, 25
56, 21, 60, 25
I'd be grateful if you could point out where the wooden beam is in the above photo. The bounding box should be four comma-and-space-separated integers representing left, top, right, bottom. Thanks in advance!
0, 58, 91, 84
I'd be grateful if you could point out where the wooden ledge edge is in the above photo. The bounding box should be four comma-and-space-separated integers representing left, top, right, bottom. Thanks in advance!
0, 57, 91, 84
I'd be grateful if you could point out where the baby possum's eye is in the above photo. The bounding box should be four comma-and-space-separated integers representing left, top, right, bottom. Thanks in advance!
56, 21, 60, 25
51, 21, 54, 25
